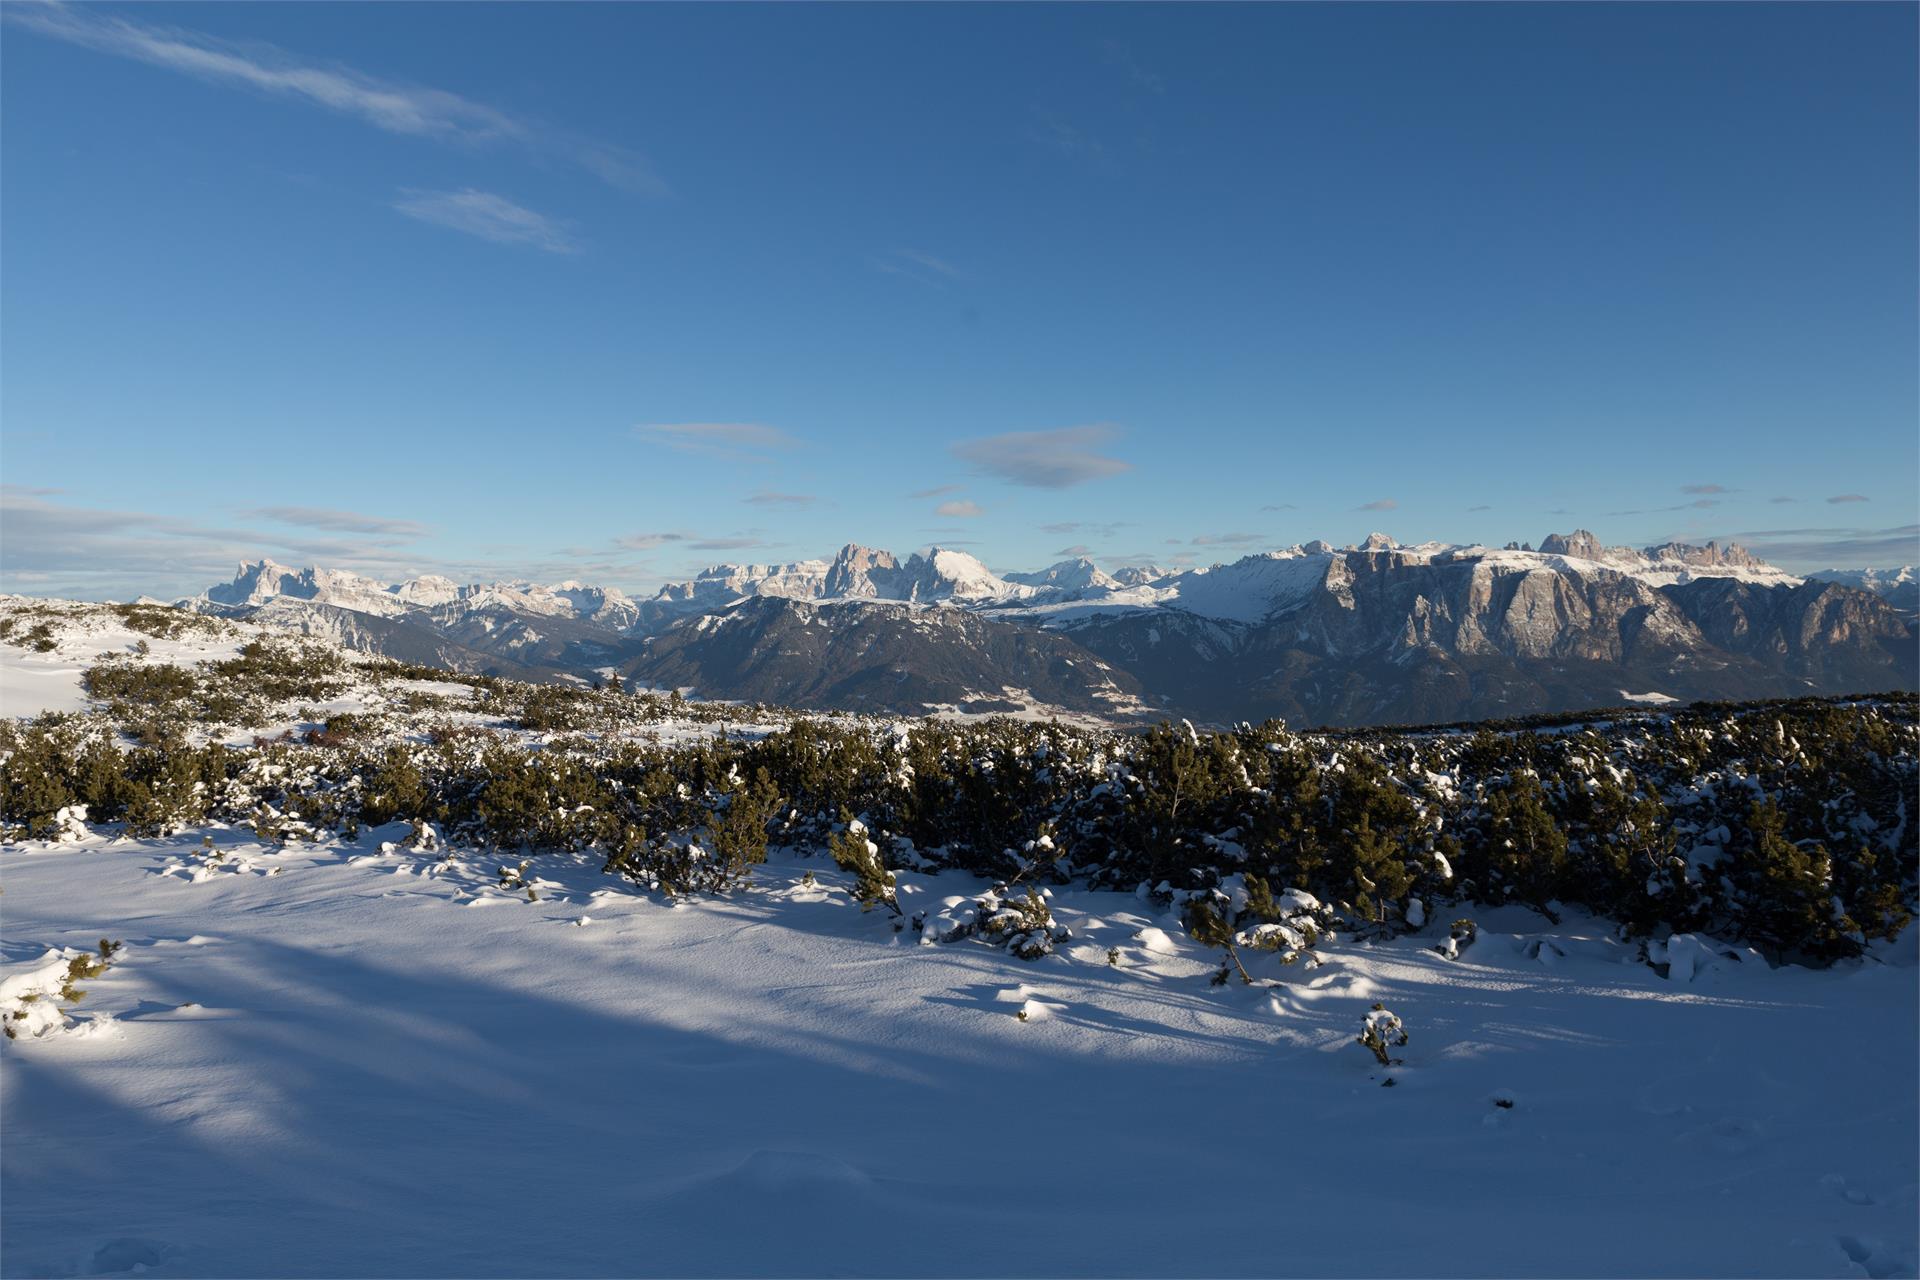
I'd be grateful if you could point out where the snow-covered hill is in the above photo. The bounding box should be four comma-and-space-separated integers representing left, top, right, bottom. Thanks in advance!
6, 832, 1915, 1279
3, 597, 1915, 1278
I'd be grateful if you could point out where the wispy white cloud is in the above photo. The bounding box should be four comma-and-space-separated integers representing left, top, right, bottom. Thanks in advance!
1828, 493, 1871, 504
870, 249, 964, 288
935, 499, 984, 518
242, 506, 429, 539
1040, 519, 1127, 539
1604, 497, 1723, 516
1189, 532, 1265, 547
910, 484, 963, 500
633, 422, 802, 463
613, 531, 689, 551
953, 424, 1130, 489
1029, 110, 1106, 162
1099, 39, 1166, 94
1681, 483, 1730, 495
688, 536, 766, 552
394, 188, 577, 252
1054, 544, 1094, 557
614, 529, 772, 554
4, 3, 666, 194
744, 491, 818, 508
1356, 498, 1398, 512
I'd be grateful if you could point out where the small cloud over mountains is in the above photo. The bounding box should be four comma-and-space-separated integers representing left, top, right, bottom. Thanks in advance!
953, 425, 1130, 489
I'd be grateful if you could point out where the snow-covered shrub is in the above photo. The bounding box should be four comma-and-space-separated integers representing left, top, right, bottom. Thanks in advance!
1358, 1002, 1408, 1066
926, 885, 1071, 959
977, 886, 1070, 959
828, 817, 898, 916
1184, 891, 1252, 984
705, 768, 782, 879
1434, 917, 1477, 959
4, 939, 121, 1041
53, 805, 90, 842
1183, 876, 1331, 982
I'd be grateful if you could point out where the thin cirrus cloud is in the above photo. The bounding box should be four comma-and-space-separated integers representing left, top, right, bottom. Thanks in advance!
872, 249, 962, 286
1604, 497, 1722, 516
1029, 111, 1106, 162
241, 506, 428, 539
935, 499, 984, 518
1356, 498, 1398, 512
634, 423, 801, 463
1040, 520, 1127, 539
910, 485, 962, 500
1099, 39, 1166, 94
394, 189, 577, 252
1189, 532, 1266, 547
1681, 484, 1730, 495
614, 530, 768, 553
1054, 544, 1095, 557
1827, 494, 1871, 504
743, 491, 818, 508
952, 425, 1130, 489
4, 2, 665, 194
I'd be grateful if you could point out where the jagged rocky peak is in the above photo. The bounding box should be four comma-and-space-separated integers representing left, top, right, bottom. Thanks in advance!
209, 559, 308, 605
1642, 538, 1763, 570
1359, 532, 1396, 552
1539, 530, 1606, 560
822, 544, 901, 597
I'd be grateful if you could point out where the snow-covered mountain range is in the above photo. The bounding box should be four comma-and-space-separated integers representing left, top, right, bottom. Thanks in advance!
184, 533, 1917, 726
199, 531, 1815, 631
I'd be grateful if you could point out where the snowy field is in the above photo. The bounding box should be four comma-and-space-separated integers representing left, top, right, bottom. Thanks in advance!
4, 828, 1915, 1279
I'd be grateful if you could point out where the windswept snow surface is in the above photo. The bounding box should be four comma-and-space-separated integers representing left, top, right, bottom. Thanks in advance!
3, 832, 1915, 1279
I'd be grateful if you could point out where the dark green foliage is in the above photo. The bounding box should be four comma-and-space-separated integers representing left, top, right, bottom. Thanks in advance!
975, 885, 1069, 959
829, 816, 898, 915
706, 768, 782, 880
1479, 770, 1569, 915
4, 629, 1914, 961
206, 639, 347, 705
59, 940, 120, 1005
1184, 892, 1252, 983
108, 603, 222, 639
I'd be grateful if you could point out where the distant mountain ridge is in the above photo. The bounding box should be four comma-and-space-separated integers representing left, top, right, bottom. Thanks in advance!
1806, 565, 1918, 616
183, 531, 1917, 726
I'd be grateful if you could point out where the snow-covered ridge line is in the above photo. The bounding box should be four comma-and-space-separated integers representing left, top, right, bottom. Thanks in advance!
187, 529, 1804, 632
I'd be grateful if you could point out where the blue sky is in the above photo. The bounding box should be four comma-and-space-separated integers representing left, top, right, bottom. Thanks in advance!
3, 1, 1914, 598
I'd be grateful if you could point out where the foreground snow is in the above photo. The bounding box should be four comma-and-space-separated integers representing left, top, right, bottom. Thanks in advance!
3, 830, 1914, 1278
